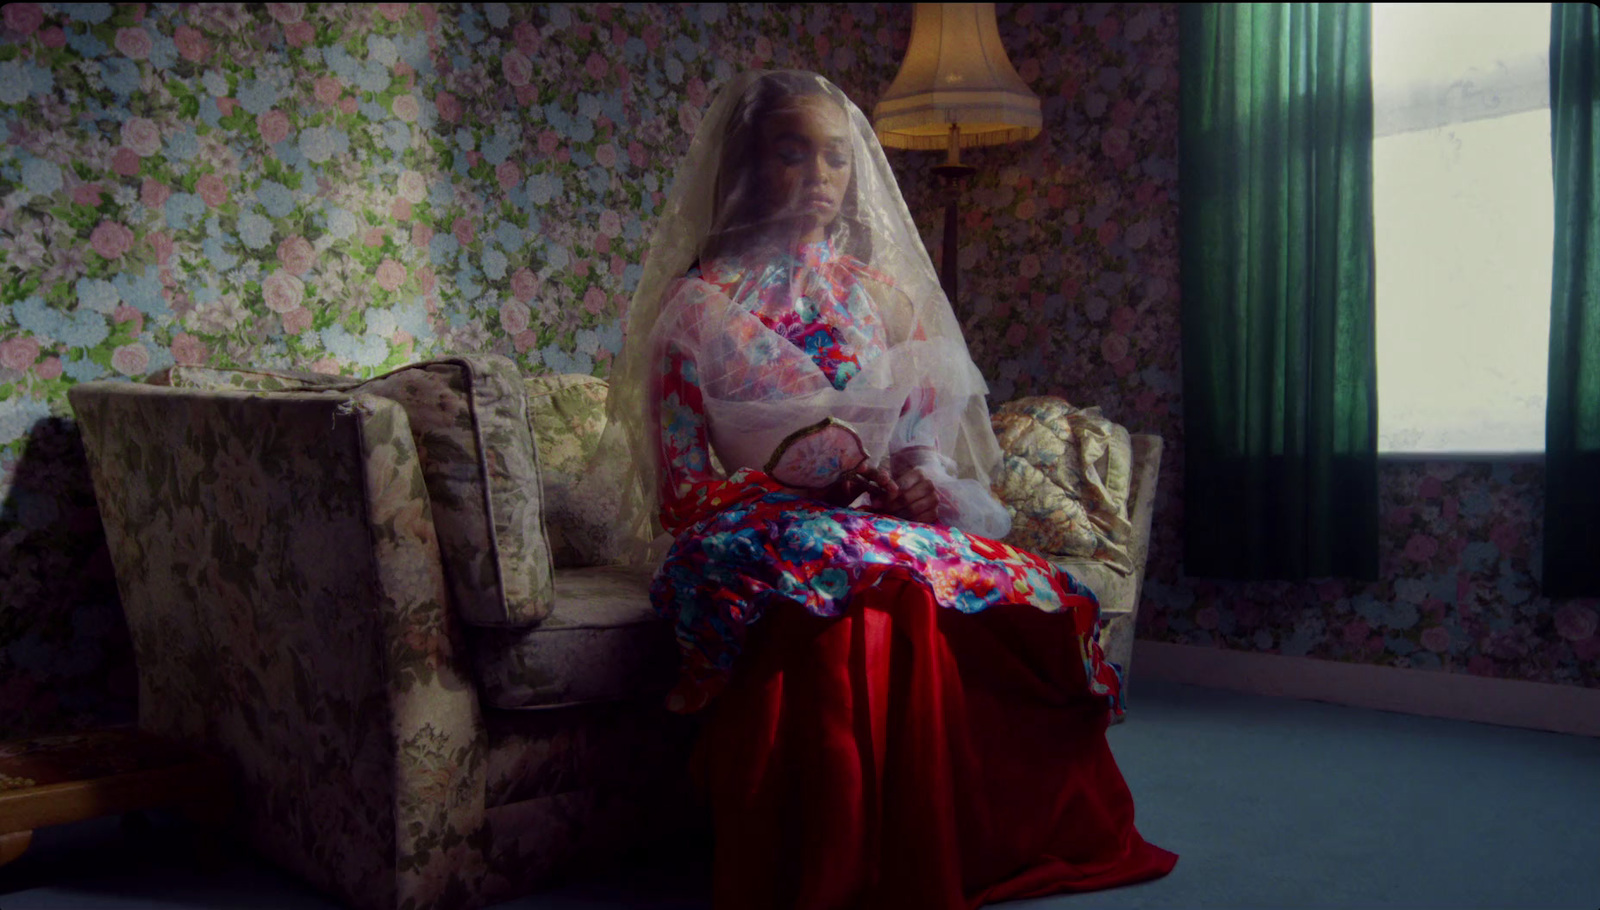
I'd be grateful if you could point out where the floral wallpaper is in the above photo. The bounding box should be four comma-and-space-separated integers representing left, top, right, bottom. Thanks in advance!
0, 2, 1593, 738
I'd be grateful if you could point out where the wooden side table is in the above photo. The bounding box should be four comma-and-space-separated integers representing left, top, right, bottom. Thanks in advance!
0, 727, 233, 867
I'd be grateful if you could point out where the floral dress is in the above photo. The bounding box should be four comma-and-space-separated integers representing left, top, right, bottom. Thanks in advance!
649, 240, 1125, 716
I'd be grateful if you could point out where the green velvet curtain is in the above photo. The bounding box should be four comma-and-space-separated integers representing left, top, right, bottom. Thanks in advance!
1543, 2, 1600, 598
1178, 3, 1379, 582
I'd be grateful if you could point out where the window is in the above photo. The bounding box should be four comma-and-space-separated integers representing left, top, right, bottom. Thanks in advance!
1373, 3, 1553, 455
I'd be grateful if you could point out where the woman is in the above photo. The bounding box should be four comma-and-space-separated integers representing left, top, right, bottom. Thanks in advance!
607, 70, 1177, 909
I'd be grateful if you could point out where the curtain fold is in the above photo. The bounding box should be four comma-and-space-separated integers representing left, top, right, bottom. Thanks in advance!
1543, 2, 1600, 598
1178, 3, 1379, 582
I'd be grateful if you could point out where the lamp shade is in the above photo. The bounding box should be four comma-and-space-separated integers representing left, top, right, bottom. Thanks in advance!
873, 3, 1042, 151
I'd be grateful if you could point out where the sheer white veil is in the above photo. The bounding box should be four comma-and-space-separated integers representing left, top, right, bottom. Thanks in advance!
600, 69, 1007, 565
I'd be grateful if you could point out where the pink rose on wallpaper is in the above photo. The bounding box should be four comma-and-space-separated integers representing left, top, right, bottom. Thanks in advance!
196, 173, 228, 207
170, 332, 207, 365
1386, 505, 1412, 527
585, 51, 609, 82
1019, 254, 1041, 278
496, 160, 521, 190
363, 227, 385, 248
390, 198, 411, 220
1420, 626, 1451, 653
502, 51, 532, 87
514, 20, 542, 53
113, 305, 143, 335
110, 343, 150, 376
510, 268, 539, 303
89, 220, 134, 259
1100, 332, 1129, 364
1110, 306, 1137, 334
72, 183, 103, 206
280, 307, 312, 335
1097, 219, 1120, 247
1004, 323, 1028, 347
121, 118, 162, 157
598, 209, 622, 238
277, 236, 314, 275
452, 217, 474, 246
435, 91, 461, 122
215, 97, 237, 115
416, 268, 436, 295
262, 271, 305, 313
339, 97, 358, 116
375, 259, 407, 292
174, 26, 208, 62
285, 21, 313, 47
514, 329, 539, 353
379, 3, 409, 23
392, 94, 420, 122
1097, 15, 1121, 42
115, 27, 152, 59
40, 26, 65, 47
1554, 603, 1598, 642
266, 3, 304, 24
140, 178, 170, 210
583, 286, 608, 315
411, 223, 433, 250
147, 231, 174, 264
538, 130, 559, 156
35, 357, 62, 379
499, 300, 530, 335
313, 75, 342, 106
679, 102, 701, 136
0, 337, 40, 371
594, 143, 617, 169
258, 110, 290, 145
1403, 533, 1438, 562
4, 3, 42, 35
397, 170, 427, 204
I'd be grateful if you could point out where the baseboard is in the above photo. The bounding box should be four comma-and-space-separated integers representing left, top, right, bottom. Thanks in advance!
1130, 640, 1600, 738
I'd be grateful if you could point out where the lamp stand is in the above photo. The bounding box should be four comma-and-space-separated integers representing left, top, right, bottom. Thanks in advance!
931, 124, 976, 308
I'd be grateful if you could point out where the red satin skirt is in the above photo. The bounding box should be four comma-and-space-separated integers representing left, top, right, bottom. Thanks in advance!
688, 569, 1177, 909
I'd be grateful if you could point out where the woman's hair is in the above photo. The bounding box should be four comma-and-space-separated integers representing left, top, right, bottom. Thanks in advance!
702, 71, 870, 262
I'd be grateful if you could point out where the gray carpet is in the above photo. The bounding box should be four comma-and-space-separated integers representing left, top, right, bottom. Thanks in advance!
2, 679, 1595, 909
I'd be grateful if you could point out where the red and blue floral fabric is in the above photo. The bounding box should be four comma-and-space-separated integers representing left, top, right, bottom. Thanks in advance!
649, 241, 1125, 715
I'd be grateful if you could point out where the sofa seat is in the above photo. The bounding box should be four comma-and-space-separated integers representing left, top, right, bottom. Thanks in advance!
469, 565, 678, 711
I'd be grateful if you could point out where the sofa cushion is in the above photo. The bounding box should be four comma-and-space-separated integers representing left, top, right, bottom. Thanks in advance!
357, 356, 554, 628
523, 374, 625, 568
991, 397, 1136, 573
164, 356, 556, 628
469, 565, 677, 710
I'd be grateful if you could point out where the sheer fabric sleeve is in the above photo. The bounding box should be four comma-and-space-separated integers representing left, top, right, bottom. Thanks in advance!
880, 306, 1012, 541
651, 281, 779, 536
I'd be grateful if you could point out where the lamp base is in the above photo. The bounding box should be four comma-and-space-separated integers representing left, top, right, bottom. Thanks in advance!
931, 164, 976, 307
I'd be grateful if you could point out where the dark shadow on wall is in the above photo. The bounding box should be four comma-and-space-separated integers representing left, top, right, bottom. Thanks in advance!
0, 416, 136, 740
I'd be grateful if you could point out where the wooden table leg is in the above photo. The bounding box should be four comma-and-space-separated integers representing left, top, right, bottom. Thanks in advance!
0, 829, 33, 867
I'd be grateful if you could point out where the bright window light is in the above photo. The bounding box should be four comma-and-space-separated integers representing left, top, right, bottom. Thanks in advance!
1373, 3, 1553, 455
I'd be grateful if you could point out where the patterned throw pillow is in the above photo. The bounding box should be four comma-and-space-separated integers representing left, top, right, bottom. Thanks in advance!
523, 374, 629, 568
356, 356, 554, 627
165, 357, 556, 627
990, 396, 1137, 574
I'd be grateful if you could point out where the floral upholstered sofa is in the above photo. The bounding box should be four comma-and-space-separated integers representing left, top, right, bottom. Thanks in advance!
66, 354, 1161, 910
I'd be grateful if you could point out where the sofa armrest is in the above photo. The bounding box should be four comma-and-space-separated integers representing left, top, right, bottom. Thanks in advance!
68, 382, 488, 910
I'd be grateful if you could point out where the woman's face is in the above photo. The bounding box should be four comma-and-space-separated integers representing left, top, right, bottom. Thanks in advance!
755, 95, 852, 244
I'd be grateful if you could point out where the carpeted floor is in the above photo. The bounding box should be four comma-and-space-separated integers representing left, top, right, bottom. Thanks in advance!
2, 679, 1596, 909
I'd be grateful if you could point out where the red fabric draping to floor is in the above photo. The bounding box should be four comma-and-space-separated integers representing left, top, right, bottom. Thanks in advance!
690, 569, 1178, 909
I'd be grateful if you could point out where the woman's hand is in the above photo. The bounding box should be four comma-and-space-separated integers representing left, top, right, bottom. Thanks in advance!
881, 466, 944, 524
